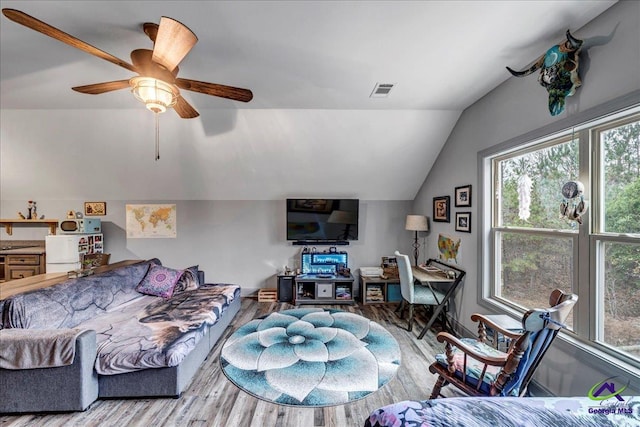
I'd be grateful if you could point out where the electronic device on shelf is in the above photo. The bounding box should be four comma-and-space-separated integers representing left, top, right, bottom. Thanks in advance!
360, 267, 383, 277
286, 198, 359, 244
301, 252, 347, 275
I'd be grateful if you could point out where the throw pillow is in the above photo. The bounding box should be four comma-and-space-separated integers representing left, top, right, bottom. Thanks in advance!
174, 265, 200, 293
136, 264, 184, 299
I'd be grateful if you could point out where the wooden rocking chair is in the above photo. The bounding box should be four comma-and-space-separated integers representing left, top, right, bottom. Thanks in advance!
428, 289, 578, 398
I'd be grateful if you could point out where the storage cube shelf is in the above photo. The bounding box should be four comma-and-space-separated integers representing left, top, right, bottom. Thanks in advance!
293, 274, 354, 305
386, 283, 402, 302
360, 276, 402, 305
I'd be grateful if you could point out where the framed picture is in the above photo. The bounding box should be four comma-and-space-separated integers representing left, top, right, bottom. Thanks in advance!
433, 196, 450, 222
455, 185, 472, 207
84, 201, 106, 216
455, 212, 472, 233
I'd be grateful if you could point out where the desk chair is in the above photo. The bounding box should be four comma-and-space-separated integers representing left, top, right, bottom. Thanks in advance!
394, 251, 447, 333
428, 289, 578, 398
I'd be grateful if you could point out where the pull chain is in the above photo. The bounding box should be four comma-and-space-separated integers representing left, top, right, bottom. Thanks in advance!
155, 112, 160, 161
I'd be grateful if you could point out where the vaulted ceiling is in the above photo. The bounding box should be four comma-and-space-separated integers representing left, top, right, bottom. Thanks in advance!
0, 1, 617, 200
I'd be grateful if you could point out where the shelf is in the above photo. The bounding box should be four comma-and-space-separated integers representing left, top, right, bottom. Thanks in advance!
360, 276, 401, 304
0, 219, 59, 236
294, 274, 354, 305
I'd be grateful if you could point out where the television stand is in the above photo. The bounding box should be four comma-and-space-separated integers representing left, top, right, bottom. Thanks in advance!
294, 273, 354, 305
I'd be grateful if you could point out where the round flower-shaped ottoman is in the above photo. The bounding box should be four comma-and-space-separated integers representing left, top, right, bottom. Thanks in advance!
220, 308, 401, 407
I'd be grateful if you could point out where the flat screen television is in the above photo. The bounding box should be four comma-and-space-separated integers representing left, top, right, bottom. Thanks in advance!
286, 198, 359, 242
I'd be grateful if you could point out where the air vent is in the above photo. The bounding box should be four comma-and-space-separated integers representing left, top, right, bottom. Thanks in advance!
370, 83, 394, 98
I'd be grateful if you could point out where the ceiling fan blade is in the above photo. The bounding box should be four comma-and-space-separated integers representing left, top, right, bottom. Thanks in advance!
176, 78, 253, 103
72, 80, 131, 95
173, 96, 200, 119
2, 8, 136, 73
152, 17, 197, 73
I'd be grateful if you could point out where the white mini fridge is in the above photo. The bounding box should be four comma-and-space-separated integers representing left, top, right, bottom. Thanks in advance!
45, 234, 103, 273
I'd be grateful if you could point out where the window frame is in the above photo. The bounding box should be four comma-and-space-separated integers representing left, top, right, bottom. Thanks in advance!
478, 95, 640, 372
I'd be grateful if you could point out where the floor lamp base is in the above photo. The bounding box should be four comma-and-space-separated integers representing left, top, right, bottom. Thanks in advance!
412, 231, 420, 267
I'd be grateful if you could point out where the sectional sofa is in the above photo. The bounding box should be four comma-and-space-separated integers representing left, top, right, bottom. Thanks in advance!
0, 259, 241, 413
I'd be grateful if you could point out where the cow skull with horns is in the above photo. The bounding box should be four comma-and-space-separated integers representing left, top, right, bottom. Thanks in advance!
507, 30, 583, 116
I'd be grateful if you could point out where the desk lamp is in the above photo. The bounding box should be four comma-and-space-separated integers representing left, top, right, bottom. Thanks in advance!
405, 215, 429, 266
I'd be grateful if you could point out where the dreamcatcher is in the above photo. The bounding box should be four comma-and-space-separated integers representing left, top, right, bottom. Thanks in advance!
517, 174, 533, 221
560, 180, 588, 224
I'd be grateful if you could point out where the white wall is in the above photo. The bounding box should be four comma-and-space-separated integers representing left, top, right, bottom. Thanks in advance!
412, 1, 640, 395
1, 107, 448, 296
0, 108, 459, 201
1, 199, 412, 296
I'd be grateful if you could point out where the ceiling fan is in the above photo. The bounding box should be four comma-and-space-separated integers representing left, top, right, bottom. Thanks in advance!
2, 8, 253, 119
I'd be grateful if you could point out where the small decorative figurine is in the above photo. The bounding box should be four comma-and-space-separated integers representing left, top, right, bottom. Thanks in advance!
507, 30, 583, 116
30, 201, 37, 220
19, 200, 39, 220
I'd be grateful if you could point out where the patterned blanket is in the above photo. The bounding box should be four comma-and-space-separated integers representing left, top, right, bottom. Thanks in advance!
364, 396, 640, 427
77, 284, 239, 375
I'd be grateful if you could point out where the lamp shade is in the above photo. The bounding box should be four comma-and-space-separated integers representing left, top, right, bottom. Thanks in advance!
327, 210, 357, 224
405, 215, 429, 231
130, 77, 179, 113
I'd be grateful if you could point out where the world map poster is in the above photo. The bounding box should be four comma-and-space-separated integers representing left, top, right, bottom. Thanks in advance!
126, 204, 177, 238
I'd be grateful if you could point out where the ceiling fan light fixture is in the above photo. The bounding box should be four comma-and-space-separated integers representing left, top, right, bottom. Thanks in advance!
129, 76, 179, 113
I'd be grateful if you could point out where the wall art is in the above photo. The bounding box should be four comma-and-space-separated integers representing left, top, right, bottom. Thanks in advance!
126, 204, 176, 238
454, 185, 472, 207
84, 201, 106, 216
455, 212, 471, 233
433, 196, 450, 223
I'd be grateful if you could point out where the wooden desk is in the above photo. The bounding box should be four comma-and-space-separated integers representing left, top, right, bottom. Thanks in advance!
411, 259, 465, 339
411, 266, 455, 284
0, 260, 144, 300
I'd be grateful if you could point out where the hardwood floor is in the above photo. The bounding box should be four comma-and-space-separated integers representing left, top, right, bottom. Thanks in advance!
0, 299, 461, 427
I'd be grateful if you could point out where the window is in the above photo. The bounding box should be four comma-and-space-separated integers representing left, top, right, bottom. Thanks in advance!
485, 108, 640, 365
594, 117, 640, 360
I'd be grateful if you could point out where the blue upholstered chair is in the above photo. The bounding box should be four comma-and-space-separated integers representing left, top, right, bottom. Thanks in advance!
428, 289, 578, 398
394, 250, 447, 333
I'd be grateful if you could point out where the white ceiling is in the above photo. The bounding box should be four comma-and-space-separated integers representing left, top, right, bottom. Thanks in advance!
0, 1, 617, 200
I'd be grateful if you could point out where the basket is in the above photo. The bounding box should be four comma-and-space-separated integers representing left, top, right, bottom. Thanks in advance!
258, 288, 278, 303
381, 256, 399, 279
382, 267, 399, 279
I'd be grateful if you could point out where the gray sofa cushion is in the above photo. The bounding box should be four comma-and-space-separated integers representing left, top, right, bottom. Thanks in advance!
0, 330, 98, 413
